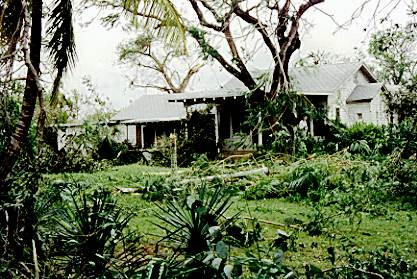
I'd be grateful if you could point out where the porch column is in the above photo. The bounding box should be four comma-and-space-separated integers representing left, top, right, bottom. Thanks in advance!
185, 106, 189, 140
229, 111, 233, 137
309, 118, 315, 137
140, 125, 145, 149
257, 114, 263, 146
214, 105, 220, 152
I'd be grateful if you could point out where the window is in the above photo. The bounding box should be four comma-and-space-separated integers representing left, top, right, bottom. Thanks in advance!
357, 113, 363, 120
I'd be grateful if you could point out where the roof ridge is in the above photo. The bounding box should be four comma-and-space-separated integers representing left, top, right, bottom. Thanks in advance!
329, 62, 364, 92
292, 61, 363, 70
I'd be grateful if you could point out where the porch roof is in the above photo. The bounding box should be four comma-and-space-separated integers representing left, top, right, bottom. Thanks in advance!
168, 88, 246, 103
112, 94, 187, 124
168, 62, 370, 103
347, 83, 383, 103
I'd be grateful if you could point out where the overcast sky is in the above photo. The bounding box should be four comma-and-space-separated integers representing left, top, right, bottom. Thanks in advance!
64, 0, 412, 111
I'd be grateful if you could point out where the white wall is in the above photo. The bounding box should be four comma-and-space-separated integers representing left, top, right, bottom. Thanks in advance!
327, 69, 389, 126
57, 124, 136, 150
347, 102, 371, 124
370, 93, 390, 125
327, 74, 358, 124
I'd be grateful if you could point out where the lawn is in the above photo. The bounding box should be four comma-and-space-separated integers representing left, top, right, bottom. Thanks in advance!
44, 162, 417, 272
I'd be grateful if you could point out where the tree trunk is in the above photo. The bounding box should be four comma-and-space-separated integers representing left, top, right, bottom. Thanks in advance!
0, 0, 42, 184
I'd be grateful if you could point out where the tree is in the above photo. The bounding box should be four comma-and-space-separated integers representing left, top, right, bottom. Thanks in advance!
0, 0, 75, 182
0, 0, 186, 184
369, 23, 417, 121
295, 51, 358, 67
0, 0, 186, 275
184, 0, 325, 102
118, 34, 202, 93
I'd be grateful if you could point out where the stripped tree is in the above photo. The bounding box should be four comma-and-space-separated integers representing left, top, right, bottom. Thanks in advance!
0, 0, 185, 276
186, 0, 325, 102
118, 34, 202, 93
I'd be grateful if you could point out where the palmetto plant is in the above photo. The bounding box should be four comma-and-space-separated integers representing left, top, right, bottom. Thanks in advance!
46, 188, 144, 278
155, 185, 238, 256
0, 0, 185, 275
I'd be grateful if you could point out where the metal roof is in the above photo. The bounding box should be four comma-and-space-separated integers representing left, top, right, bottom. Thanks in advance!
169, 62, 374, 102
347, 83, 383, 103
290, 62, 364, 93
112, 94, 187, 124
168, 88, 246, 101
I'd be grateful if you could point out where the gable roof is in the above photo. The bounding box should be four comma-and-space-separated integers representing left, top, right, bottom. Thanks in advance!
290, 62, 365, 93
347, 83, 383, 103
112, 94, 186, 124
169, 62, 378, 102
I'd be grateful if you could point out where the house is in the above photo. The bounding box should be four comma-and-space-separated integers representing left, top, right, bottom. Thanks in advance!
111, 93, 187, 148
56, 94, 186, 151
168, 62, 390, 149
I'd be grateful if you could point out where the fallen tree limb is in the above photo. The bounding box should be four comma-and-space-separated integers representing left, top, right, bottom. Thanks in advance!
117, 167, 268, 194
180, 166, 269, 184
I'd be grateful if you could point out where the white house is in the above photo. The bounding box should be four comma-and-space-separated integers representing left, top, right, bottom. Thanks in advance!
57, 63, 390, 152
168, 62, 391, 148
111, 93, 187, 148
290, 62, 390, 126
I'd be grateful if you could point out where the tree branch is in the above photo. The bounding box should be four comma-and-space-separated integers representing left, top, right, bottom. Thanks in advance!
177, 64, 203, 93
234, 5, 278, 65
188, 0, 223, 31
92, 0, 164, 21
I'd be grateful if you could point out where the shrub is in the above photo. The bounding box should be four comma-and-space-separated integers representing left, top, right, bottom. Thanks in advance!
39, 187, 144, 278
313, 247, 417, 279
155, 185, 237, 255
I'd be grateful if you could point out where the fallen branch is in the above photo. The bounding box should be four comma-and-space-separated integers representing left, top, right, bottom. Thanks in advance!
180, 166, 269, 184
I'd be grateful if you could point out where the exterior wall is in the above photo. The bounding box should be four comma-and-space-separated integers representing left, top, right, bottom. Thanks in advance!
111, 124, 137, 145
353, 70, 372, 84
327, 74, 358, 124
58, 125, 134, 150
370, 93, 390, 125
347, 102, 371, 124
327, 69, 389, 126
346, 95, 390, 126
57, 126, 82, 150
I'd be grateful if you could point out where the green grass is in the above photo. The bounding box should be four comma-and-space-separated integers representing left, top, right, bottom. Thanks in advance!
46, 163, 191, 190
115, 195, 417, 270
44, 162, 417, 272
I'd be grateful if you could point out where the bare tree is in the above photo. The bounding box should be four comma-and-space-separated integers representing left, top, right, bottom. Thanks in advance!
185, 0, 325, 102
118, 34, 202, 93
184, 0, 412, 100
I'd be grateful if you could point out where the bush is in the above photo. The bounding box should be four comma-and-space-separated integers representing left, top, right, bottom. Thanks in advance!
39, 186, 144, 278
324, 122, 389, 157
379, 154, 417, 208
313, 247, 417, 279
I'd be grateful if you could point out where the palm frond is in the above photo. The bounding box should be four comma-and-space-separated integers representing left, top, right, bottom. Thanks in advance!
0, 0, 23, 71
0, 0, 22, 45
120, 0, 186, 53
46, 0, 77, 107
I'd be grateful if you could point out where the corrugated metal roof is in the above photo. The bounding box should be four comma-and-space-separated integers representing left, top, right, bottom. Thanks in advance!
290, 62, 363, 93
169, 62, 368, 102
168, 88, 246, 101
112, 94, 186, 123
347, 83, 383, 103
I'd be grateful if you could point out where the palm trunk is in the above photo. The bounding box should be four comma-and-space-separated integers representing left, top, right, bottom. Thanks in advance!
0, 0, 42, 184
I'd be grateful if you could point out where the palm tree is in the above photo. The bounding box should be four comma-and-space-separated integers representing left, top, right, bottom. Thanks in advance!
0, 0, 185, 183
0, 0, 185, 275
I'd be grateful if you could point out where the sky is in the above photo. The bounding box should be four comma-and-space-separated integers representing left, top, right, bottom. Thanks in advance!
64, 0, 412, 111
